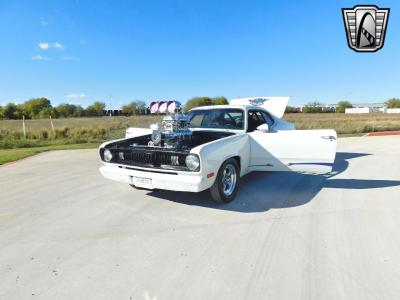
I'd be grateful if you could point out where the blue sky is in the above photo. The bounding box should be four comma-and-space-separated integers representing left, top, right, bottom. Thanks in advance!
0, 0, 399, 108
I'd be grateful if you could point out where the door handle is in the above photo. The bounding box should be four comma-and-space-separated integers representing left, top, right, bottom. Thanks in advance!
321, 135, 336, 141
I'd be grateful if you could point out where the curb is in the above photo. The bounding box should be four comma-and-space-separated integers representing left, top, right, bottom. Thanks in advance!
364, 131, 400, 137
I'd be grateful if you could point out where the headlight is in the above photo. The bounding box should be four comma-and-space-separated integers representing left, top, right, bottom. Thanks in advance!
104, 149, 113, 162
185, 154, 200, 171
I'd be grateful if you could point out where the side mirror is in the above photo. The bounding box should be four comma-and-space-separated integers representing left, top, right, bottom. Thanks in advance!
256, 123, 269, 133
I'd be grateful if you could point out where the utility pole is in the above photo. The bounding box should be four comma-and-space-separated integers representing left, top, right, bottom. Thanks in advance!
109, 95, 112, 117
22, 115, 26, 138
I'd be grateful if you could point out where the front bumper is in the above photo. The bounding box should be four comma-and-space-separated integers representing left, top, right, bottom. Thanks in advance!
99, 164, 209, 193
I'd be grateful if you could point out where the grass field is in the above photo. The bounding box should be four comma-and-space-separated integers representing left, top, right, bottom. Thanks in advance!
0, 143, 99, 165
0, 115, 161, 149
1, 113, 400, 153
284, 113, 400, 134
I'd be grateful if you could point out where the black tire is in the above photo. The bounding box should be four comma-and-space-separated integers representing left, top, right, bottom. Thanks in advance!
210, 158, 240, 203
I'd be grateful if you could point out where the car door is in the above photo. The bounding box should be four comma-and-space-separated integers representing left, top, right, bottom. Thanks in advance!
247, 111, 337, 174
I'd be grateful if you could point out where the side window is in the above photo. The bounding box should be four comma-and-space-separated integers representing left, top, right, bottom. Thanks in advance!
189, 113, 204, 127
224, 111, 244, 129
247, 110, 266, 132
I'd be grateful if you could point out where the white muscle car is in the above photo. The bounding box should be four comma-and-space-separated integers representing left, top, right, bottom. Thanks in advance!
99, 97, 337, 203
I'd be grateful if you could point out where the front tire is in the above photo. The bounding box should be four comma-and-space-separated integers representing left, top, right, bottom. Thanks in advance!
210, 158, 239, 203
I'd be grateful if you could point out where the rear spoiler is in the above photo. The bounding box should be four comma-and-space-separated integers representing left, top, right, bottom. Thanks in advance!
230, 96, 290, 118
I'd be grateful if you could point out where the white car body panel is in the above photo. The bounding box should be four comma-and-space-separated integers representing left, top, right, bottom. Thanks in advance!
230, 96, 290, 118
192, 133, 250, 178
125, 127, 152, 138
100, 164, 207, 192
248, 129, 337, 174
100, 99, 337, 193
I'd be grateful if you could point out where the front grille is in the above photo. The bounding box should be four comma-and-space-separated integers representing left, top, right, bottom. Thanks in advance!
103, 147, 191, 171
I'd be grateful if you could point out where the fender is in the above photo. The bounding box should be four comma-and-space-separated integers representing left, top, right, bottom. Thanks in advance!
191, 133, 250, 181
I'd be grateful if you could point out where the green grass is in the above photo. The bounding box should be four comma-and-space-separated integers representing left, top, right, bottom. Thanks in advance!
0, 143, 99, 165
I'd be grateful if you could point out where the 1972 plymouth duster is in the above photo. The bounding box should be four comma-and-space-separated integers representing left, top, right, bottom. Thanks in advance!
99, 97, 337, 203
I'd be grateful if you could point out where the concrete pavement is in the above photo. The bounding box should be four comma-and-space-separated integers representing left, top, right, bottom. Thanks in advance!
0, 136, 400, 300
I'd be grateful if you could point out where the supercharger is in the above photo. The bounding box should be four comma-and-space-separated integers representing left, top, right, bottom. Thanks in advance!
148, 100, 192, 150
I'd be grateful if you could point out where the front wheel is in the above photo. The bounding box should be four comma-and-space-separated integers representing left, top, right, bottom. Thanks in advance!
210, 158, 240, 203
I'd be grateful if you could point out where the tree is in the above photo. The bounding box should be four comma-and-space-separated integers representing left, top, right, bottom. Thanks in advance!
122, 102, 137, 116
0, 106, 4, 119
38, 107, 58, 118
86, 101, 105, 117
122, 100, 148, 115
56, 103, 81, 118
73, 105, 85, 117
3, 103, 20, 119
13, 104, 25, 119
303, 102, 324, 113
285, 106, 297, 113
336, 101, 353, 113
183, 96, 228, 112
23, 97, 52, 118
211, 97, 229, 105
385, 98, 400, 108
135, 100, 147, 115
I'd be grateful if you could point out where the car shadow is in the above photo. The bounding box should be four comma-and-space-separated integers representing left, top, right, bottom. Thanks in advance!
147, 152, 400, 213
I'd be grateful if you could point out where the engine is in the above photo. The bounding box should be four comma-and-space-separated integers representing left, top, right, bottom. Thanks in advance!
148, 100, 192, 149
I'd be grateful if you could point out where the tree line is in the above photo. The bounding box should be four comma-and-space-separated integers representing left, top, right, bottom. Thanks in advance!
0, 98, 106, 119
1, 96, 399, 120
0, 98, 152, 120
0, 96, 229, 120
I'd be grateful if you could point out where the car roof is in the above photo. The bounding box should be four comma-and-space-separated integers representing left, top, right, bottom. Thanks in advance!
189, 104, 265, 112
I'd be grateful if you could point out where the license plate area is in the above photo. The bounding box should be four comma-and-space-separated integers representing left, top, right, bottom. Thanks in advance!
131, 176, 153, 189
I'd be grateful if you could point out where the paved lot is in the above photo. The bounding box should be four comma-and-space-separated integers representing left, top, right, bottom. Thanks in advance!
1, 136, 400, 300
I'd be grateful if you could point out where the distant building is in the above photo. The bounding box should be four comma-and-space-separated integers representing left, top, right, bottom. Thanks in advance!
297, 104, 336, 112
387, 108, 400, 114
345, 107, 373, 114
345, 103, 385, 114
295, 102, 388, 113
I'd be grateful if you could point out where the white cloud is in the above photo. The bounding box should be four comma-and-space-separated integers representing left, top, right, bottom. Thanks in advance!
53, 42, 63, 49
38, 42, 64, 50
66, 93, 90, 99
39, 42, 50, 50
61, 56, 79, 61
40, 17, 53, 26
32, 55, 50, 61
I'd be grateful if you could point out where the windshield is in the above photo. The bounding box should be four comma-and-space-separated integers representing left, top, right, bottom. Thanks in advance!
187, 108, 244, 130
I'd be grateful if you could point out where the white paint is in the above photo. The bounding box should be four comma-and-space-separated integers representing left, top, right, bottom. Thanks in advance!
230, 96, 290, 118
125, 127, 152, 138
249, 130, 337, 173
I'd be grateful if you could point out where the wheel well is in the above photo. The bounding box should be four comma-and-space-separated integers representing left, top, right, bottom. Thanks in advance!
232, 156, 241, 172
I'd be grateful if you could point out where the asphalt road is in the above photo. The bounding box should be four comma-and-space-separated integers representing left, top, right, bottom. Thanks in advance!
1, 136, 400, 300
